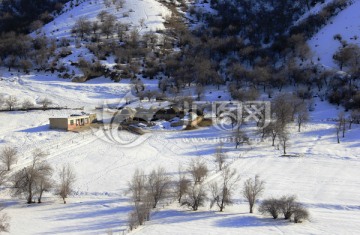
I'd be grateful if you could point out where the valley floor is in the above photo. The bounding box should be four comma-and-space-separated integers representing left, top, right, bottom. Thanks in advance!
0, 74, 360, 234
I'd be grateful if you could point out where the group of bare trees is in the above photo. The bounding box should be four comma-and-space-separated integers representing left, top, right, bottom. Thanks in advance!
334, 109, 360, 143
255, 93, 310, 155
0, 147, 75, 232
127, 154, 309, 231
0, 162, 10, 233
127, 167, 172, 230
11, 149, 75, 204
259, 195, 310, 223
0, 95, 53, 111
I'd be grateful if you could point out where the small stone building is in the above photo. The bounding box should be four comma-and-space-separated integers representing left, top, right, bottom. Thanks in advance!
49, 114, 97, 131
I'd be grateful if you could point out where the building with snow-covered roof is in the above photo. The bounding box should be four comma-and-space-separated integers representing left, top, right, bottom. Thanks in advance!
49, 113, 97, 131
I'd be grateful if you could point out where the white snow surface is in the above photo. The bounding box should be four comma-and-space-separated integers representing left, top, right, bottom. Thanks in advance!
1, 71, 360, 234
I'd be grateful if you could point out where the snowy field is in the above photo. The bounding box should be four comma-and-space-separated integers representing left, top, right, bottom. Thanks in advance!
308, 0, 360, 68
1, 71, 360, 234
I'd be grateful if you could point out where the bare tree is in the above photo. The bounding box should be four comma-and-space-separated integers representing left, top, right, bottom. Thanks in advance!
146, 167, 171, 208
234, 126, 249, 149
242, 175, 265, 213
101, 14, 117, 38
57, 164, 76, 204
1, 146, 17, 171
0, 170, 9, 232
127, 168, 153, 230
214, 143, 226, 171
37, 97, 53, 110
176, 165, 190, 203
348, 109, 360, 129
128, 197, 152, 230
272, 94, 293, 129
278, 131, 290, 155
210, 168, 240, 212
195, 85, 204, 100
336, 112, 346, 143
188, 159, 208, 183
36, 170, 54, 203
261, 120, 283, 146
0, 170, 7, 187
72, 16, 92, 39
4, 96, 18, 111
12, 149, 52, 203
296, 102, 309, 132
97, 10, 109, 22
22, 98, 34, 110
181, 183, 207, 211
128, 169, 146, 202
258, 198, 281, 219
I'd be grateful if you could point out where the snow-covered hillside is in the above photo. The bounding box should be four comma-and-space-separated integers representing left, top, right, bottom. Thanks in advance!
0, 0, 360, 235
42, 0, 170, 38
309, 0, 360, 68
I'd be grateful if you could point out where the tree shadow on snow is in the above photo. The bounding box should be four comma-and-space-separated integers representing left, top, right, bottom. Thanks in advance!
151, 210, 231, 224
215, 215, 288, 228
39, 199, 131, 234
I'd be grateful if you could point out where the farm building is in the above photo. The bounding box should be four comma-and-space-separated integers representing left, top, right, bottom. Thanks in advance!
152, 106, 184, 121
49, 113, 97, 131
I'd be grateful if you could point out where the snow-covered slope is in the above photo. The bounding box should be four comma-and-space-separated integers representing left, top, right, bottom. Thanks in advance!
309, 0, 360, 68
0, 1, 360, 235
42, 0, 170, 39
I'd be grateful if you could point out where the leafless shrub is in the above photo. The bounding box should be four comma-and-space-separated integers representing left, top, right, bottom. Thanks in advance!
278, 195, 297, 220
258, 198, 281, 219
293, 205, 310, 223
188, 159, 208, 183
